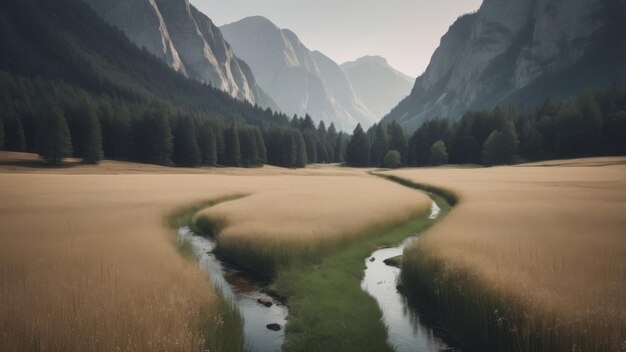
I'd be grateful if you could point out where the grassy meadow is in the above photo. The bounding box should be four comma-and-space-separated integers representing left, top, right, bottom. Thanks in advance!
0, 158, 252, 351
2, 151, 624, 351
273, 192, 452, 352
195, 174, 431, 274
388, 157, 626, 351
0, 152, 431, 351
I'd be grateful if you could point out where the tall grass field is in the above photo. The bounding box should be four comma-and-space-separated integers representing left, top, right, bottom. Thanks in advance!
391, 157, 626, 351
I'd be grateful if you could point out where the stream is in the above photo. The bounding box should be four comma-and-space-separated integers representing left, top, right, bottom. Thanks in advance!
178, 198, 453, 352
361, 200, 456, 352
177, 227, 288, 352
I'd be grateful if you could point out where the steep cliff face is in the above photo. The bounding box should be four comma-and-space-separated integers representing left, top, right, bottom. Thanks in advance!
385, 0, 626, 132
83, 0, 186, 74
341, 56, 414, 118
220, 16, 376, 131
83, 0, 276, 109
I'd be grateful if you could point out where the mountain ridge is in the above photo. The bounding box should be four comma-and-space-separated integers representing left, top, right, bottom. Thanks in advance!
83, 0, 277, 110
220, 16, 376, 131
341, 55, 414, 119
383, 0, 626, 132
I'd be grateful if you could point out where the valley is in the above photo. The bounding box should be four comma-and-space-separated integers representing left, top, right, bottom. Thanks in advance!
0, 0, 625, 351
1, 153, 624, 351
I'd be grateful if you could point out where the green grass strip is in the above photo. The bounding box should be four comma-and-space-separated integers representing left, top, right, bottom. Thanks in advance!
273, 188, 452, 351
165, 194, 248, 230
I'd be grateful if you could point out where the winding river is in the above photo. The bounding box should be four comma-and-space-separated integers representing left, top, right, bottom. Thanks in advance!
179, 197, 455, 351
362, 200, 456, 352
177, 227, 288, 352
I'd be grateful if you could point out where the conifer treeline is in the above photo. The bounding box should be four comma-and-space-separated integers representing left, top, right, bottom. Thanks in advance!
0, 0, 349, 168
0, 72, 349, 167
346, 84, 626, 167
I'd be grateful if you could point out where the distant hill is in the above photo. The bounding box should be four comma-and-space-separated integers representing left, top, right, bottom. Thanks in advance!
341, 56, 414, 119
383, 0, 626, 132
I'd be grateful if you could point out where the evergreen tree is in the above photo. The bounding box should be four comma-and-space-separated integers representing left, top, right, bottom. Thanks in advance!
449, 134, 477, 165
37, 107, 72, 163
280, 130, 296, 167
519, 120, 544, 161
290, 115, 301, 129
317, 121, 327, 138
409, 125, 431, 166
303, 131, 318, 164
252, 128, 267, 165
214, 124, 226, 165
294, 130, 307, 168
370, 123, 389, 166
0, 116, 4, 150
482, 119, 519, 166
240, 128, 259, 167
429, 140, 448, 166
80, 102, 103, 164
408, 118, 451, 166
317, 142, 329, 163
172, 117, 201, 167
333, 134, 344, 163
4, 116, 26, 152
346, 124, 370, 167
197, 122, 217, 166
224, 124, 241, 166
448, 113, 478, 164
383, 150, 402, 169
482, 131, 500, 166
327, 123, 338, 162
264, 127, 284, 166
327, 123, 338, 137
133, 105, 173, 165
578, 93, 603, 152
302, 114, 316, 130
388, 121, 408, 164
316, 121, 330, 163
100, 105, 130, 160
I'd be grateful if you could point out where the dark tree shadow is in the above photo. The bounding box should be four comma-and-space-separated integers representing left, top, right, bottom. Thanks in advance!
0, 159, 84, 169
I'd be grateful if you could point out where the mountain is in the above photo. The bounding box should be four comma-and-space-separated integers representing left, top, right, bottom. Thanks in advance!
341, 56, 414, 118
0, 0, 288, 127
384, 0, 626, 132
220, 16, 376, 131
83, 0, 276, 109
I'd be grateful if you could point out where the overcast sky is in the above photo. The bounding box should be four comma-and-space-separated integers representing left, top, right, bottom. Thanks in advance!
190, 0, 482, 77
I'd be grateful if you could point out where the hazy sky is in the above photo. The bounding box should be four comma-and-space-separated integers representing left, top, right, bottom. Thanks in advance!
190, 0, 482, 77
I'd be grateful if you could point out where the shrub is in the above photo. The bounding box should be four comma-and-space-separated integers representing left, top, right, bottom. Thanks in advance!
429, 140, 448, 166
383, 150, 402, 168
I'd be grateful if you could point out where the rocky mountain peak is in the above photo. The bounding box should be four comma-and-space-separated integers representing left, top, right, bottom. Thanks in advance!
341, 56, 414, 118
221, 16, 376, 131
84, 0, 276, 109
384, 0, 626, 132
347, 55, 389, 66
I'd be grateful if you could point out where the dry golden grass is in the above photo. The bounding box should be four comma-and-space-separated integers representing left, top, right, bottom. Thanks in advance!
199, 175, 430, 242
0, 172, 250, 351
195, 174, 431, 273
389, 157, 626, 350
0, 152, 429, 351
0, 151, 370, 177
